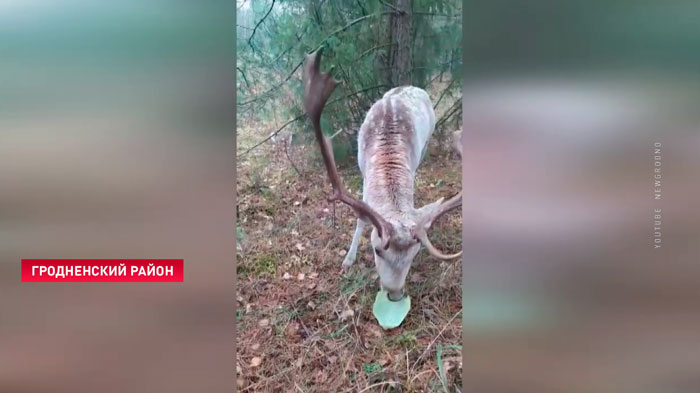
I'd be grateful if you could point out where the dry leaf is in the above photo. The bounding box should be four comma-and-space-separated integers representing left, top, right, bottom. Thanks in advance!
284, 322, 300, 341
367, 325, 383, 339
258, 318, 270, 328
307, 301, 316, 310
297, 273, 305, 281
251, 343, 260, 351
295, 243, 305, 252
309, 272, 319, 279
409, 272, 424, 283
338, 249, 347, 257
250, 357, 262, 367
339, 308, 354, 321
282, 272, 291, 280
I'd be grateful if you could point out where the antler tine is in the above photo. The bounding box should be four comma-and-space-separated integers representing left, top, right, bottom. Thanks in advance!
414, 190, 463, 260
303, 48, 393, 249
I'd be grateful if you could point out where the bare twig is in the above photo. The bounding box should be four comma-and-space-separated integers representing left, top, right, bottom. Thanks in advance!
284, 133, 302, 176
237, 67, 250, 88
379, 0, 406, 15
413, 12, 461, 17
238, 113, 306, 157
435, 97, 462, 131
238, 85, 388, 158
410, 309, 462, 373
433, 77, 457, 109
357, 381, 398, 392
326, 84, 389, 107
248, 0, 276, 50
353, 43, 395, 63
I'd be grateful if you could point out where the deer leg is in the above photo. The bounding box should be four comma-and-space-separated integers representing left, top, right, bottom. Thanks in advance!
343, 218, 367, 268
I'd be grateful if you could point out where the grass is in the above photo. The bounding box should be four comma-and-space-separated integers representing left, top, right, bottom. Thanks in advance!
237, 112, 462, 392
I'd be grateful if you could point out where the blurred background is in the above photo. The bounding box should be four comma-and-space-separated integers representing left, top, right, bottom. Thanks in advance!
0, 1, 235, 392
463, 0, 700, 392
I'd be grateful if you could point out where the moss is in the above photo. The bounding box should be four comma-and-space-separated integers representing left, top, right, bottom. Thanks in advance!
255, 254, 277, 276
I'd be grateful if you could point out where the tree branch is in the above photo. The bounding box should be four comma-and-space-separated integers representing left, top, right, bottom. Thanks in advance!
326, 84, 389, 107
433, 77, 457, 109
435, 97, 462, 130
238, 85, 389, 158
238, 113, 306, 158
379, 0, 406, 15
248, 0, 276, 50
238, 11, 395, 108
237, 67, 250, 88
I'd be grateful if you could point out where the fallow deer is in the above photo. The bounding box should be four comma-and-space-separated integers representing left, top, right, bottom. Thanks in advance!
303, 48, 462, 301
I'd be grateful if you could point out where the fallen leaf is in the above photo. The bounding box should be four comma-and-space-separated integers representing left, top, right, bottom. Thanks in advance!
251, 343, 260, 351
339, 308, 354, 321
338, 249, 347, 257
250, 357, 262, 367
297, 273, 305, 281
295, 243, 305, 252
367, 325, 383, 339
307, 301, 316, 310
258, 318, 270, 328
409, 272, 424, 283
309, 272, 319, 279
284, 322, 300, 341
282, 272, 291, 280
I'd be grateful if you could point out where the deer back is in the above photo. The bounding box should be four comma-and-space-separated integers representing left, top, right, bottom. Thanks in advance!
358, 86, 435, 176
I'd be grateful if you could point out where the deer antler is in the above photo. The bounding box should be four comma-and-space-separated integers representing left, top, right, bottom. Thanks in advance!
414, 129, 463, 260
413, 191, 462, 260
303, 48, 393, 249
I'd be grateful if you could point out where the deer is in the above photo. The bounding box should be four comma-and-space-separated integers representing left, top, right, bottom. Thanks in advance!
303, 48, 462, 301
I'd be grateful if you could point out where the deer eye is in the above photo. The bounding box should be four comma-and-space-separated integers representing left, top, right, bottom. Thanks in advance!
374, 247, 386, 259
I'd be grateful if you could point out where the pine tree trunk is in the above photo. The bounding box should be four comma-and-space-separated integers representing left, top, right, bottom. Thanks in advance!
388, 0, 412, 87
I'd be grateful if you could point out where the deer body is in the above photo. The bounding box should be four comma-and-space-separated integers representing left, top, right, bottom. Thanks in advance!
303, 49, 461, 302
344, 88, 436, 294
358, 87, 435, 215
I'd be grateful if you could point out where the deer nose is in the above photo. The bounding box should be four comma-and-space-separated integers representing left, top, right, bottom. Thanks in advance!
387, 288, 405, 302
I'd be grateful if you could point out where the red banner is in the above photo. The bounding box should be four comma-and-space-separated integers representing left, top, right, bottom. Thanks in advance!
21, 259, 184, 282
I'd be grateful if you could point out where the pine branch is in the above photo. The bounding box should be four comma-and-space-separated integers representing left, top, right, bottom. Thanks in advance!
238, 11, 395, 108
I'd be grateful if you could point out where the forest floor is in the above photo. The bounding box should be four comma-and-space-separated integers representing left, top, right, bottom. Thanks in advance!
236, 102, 462, 392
